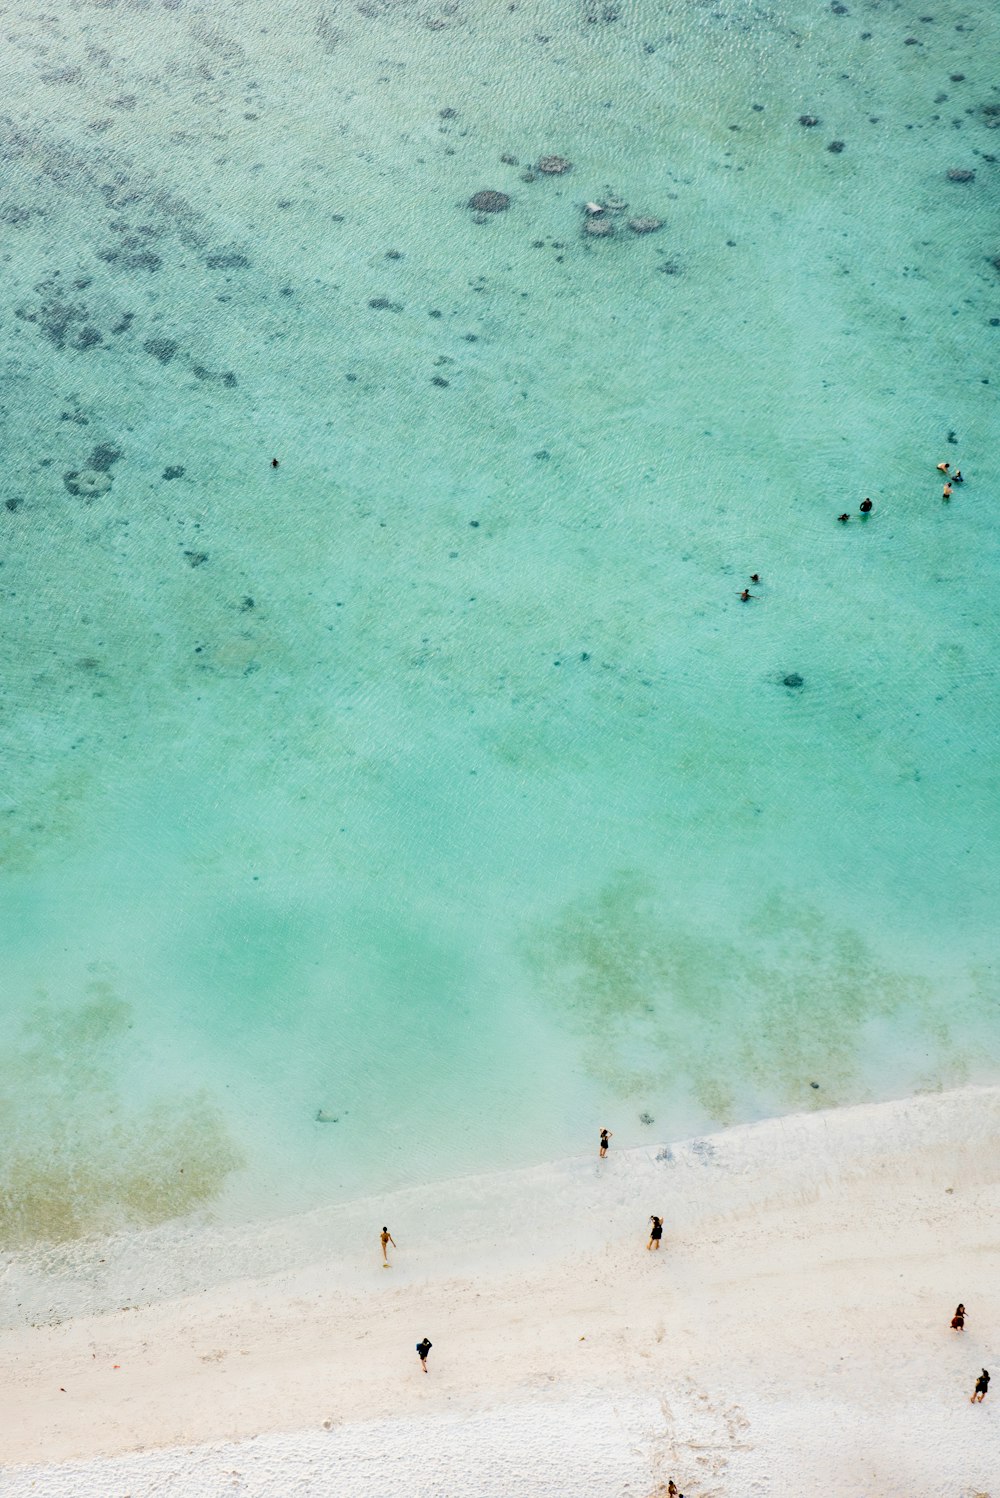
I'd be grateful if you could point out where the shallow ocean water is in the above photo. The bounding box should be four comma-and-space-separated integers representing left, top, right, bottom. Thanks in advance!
0, 0, 998, 1247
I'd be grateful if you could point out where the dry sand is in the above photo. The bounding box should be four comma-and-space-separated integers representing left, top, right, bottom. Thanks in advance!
2, 1087, 998, 1496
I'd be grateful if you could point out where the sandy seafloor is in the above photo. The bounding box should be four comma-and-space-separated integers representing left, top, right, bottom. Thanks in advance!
0, 0, 999, 1488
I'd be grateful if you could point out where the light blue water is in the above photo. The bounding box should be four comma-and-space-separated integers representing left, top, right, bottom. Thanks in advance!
1, 0, 998, 1247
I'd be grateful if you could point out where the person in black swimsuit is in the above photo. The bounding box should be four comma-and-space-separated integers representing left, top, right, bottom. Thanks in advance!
647, 1215, 664, 1250
416, 1337, 432, 1372
859, 497, 873, 513
971, 1368, 989, 1403
599, 1128, 612, 1157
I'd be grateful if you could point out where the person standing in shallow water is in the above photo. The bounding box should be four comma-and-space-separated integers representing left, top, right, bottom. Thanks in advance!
380, 1226, 396, 1266
971, 1369, 989, 1403
647, 1215, 664, 1250
416, 1337, 432, 1373
860, 497, 873, 513
951, 1303, 966, 1331
599, 1128, 612, 1157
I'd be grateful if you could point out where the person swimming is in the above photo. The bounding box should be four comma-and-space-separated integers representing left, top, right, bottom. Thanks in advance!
936, 461, 949, 473
943, 483, 952, 499
740, 589, 754, 601
859, 497, 873, 513
837, 513, 849, 523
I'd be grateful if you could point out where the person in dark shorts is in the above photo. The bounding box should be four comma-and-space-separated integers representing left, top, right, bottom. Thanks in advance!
951, 1303, 965, 1331
599, 1128, 612, 1157
971, 1369, 989, 1403
416, 1337, 432, 1372
647, 1216, 664, 1250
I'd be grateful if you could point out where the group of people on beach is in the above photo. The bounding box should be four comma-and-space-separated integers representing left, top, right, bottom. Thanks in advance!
382, 1121, 987, 1493
951, 1305, 990, 1403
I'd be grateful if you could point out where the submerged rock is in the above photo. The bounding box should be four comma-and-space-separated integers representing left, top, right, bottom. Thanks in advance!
205, 250, 251, 270
88, 443, 122, 471
468, 189, 510, 212
584, 217, 614, 237
537, 155, 572, 174
628, 216, 663, 234
64, 468, 112, 499
799, 114, 820, 127
143, 337, 179, 363
783, 673, 805, 689
946, 167, 975, 182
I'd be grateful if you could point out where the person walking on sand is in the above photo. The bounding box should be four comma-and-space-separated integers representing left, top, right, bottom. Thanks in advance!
599, 1128, 612, 1158
380, 1226, 396, 1266
416, 1337, 432, 1373
971, 1368, 989, 1403
647, 1215, 664, 1250
951, 1303, 966, 1331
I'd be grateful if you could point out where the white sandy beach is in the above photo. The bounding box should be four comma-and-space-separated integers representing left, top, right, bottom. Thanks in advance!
2, 1087, 998, 1497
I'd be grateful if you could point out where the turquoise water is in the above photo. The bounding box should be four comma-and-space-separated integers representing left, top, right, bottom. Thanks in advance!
1, 0, 998, 1246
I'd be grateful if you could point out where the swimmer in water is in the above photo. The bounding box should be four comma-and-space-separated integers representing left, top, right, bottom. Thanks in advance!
936, 461, 949, 473
740, 589, 754, 601
749, 573, 760, 584
953, 470, 963, 483
860, 497, 873, 513
943, 483, 952, 499
837, 513, 850, 523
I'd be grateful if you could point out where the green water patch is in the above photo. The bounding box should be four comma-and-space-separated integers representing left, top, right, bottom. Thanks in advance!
0, 979, 242, 1247
525, 873, 972, 1125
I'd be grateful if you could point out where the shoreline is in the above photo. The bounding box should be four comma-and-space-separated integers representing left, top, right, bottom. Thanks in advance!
3, 1085, 999, 1493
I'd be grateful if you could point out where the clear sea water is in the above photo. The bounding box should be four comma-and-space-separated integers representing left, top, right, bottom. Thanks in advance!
1, 0, 998, 1248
